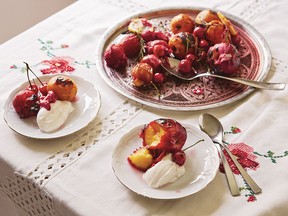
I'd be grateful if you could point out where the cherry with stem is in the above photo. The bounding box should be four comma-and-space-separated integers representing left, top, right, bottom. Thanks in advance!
23, 62, 44, 86
183, 139, 204, 151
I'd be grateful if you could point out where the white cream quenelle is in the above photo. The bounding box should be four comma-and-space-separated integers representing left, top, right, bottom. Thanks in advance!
143, 154, 185, 188
37, 100, 74, 133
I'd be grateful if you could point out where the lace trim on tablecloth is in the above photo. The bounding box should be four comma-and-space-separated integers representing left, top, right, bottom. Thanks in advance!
28, 99, 142, 187
0, 173, 61, 216
0, 99, 142, 216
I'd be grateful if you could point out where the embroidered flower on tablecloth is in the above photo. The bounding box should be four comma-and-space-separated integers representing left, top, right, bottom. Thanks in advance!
247, 195, 257, 202
61, 44, 69, 48
220, 142, 259, 175
40, 56, 75, 74
231, 126, 241, 134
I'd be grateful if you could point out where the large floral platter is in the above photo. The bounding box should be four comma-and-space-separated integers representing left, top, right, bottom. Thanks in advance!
96, 7, 271, 111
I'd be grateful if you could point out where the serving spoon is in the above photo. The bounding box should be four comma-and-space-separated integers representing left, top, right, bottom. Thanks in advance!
162, 57, 286, 90
199, 113, 262, 195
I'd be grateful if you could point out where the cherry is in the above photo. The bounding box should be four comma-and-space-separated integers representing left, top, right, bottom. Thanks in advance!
146, 46, 154, 54
26, 84, 38, 94
199, 39, 209, 49
172, 150, 186, 166
154, 31, 169, 42
24, 62, 46, 95
178, 59, 192, 74
185, 54, 197, 64
232, 33, 241, 46
146, 40, 168, 55
39, 82, 48, 96
153, 73, 165, 84
140, 54, 161, 70
193, 26, 205, 39
147, 39, 168, 48
153, 45, 167, 57
141, 30, 156, 42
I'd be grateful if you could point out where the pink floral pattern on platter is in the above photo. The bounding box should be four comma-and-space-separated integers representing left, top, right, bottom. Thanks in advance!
40, 56, 75, 74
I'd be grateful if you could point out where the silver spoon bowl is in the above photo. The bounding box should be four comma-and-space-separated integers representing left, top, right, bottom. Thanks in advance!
162, 57, 286, 90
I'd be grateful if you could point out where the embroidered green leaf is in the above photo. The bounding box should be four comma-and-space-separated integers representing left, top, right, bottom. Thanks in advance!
254, 150, 288, 163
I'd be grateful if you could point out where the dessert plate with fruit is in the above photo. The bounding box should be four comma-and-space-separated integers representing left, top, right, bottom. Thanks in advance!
3, 73, 101, 139
112, 119, 219, 199
97, 7, 271, 110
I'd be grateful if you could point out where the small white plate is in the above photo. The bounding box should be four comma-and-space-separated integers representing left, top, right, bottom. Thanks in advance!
112, 123, 219, 199
3, 75, 101, 139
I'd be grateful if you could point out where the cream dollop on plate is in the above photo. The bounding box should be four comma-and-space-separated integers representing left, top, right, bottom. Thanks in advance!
37, 100, 74, 133
143, 154, 185, 188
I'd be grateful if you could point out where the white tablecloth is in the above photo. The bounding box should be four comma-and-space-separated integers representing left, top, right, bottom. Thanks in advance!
1, 0, 288, 215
